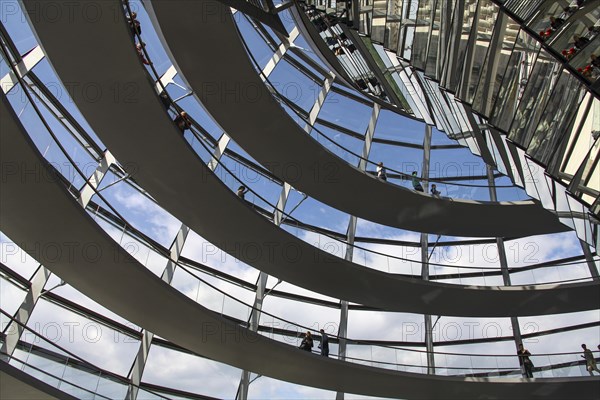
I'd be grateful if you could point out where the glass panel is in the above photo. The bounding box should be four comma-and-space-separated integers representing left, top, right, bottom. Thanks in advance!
236, 15, 278, 70
489, 28, 541, 132
370, 0, 387, 43
312, 122, 364, 167
465, 0, 499, 104
504, 0, 546, 22
262, 296, 339, 331
522, 1, 562, 29
411, 0, 435, 71
547, 6, 600, 59
269, 59, 324, 112
443, 0, 479, 93
25, 299, 140, 376
348, 310, 424, 342
528, 74, 585, 164
93, 174, 181, 249
95, 375, 129, 400
435, 341, 517, 377
249, 375, 335, 399
2, 1, 38, 55
508, 49, 561, 146
435, 316, 513, 343
60, 365, 101, 395
18, 352, 63, 389
424, 0, 445, 79
0, 232, 40, 280
319, 91, 373, 133
143, 345, 241, 398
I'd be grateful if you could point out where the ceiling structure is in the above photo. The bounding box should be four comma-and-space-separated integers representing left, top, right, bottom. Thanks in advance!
1, 0, 599, 399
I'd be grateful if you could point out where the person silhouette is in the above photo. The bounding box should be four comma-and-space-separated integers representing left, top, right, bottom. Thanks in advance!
299, 331, 313, 352
582, 344, 600, 375
517, 343, 534, 378
411, 171, 424, 192
237, 185, 249, 199
376, 162, 387, 181
173, 111, 192, 132
318, 329, 329, 357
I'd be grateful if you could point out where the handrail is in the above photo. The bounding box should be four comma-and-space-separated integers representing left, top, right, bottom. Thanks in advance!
2, 353, 112, 399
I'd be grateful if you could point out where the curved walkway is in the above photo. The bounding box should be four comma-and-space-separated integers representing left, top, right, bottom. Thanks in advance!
2, 90, 599, 399
19, 0, 600, 317
144, 0, 569, 238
